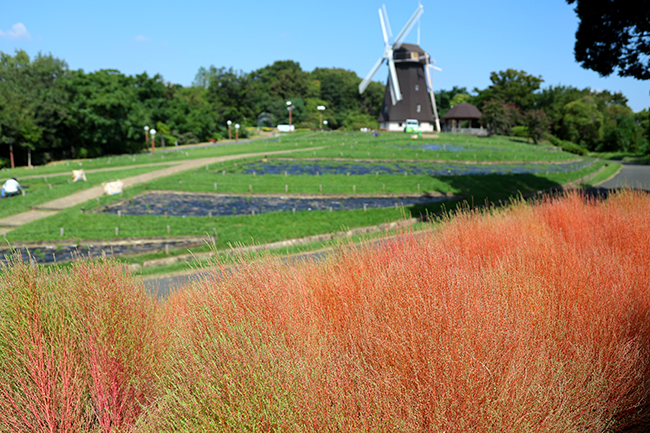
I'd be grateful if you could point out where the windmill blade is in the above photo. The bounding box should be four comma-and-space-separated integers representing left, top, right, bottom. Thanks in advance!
417, 0, 421, 45
430, 59, 442, 72
388, 70, 398, 105
424, 62, 441, 132
393, 4, 424, 49
378, 8, 389, 46
359, 56, 385, 94
387, 56, 402, 103
381, 4, 393, 38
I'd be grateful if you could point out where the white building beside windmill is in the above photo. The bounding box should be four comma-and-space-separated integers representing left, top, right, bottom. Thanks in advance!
358, 4, 441, 133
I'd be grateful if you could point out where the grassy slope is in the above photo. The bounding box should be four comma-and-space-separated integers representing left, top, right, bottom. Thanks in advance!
4, 133, 609, 276
0, 166, 168, 219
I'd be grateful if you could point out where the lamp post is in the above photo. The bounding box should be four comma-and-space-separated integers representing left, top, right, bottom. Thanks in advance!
323, 120, 328, 130
7, 138, 14, 169
235, 124, 240, 143
317, 105, 326, 130
144, 125, 150, 146
286, 101, 294, 132
150, 129, 156, 153
227, 120, 232, 140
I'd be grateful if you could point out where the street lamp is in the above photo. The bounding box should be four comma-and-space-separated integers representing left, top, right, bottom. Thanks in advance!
144, 125, 150, 146
286, 101, 294, 132
323, 120, 328, 130
227, 120, 232, 140
235, 124, 240, 143
7, 138, 14, 169
150, 129, 157, 153
317, 105, 326, 130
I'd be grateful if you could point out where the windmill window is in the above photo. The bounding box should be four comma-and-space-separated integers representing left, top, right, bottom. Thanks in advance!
416, 104, 421, 113
415, 84, 419, 91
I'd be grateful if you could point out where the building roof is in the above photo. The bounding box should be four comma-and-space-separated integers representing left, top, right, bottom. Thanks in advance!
394, 43, 427, 63
442, 103, 482, 120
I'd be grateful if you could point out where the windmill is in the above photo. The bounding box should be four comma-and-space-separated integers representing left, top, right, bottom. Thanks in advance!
358, 3, 442, 132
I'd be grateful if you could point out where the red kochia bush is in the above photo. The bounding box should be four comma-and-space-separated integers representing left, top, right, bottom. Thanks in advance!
0, 258, 163, 433
1, 190, 650, 432
151, 190, 650, 432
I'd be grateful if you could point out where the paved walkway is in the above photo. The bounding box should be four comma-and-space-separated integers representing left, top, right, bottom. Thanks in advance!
595, 163, 650, 191
0, 147, 321, 234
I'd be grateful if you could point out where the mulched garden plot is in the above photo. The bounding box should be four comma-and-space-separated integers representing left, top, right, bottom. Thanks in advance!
241, 160, 595, 177
98, 192, 452, 217
0, 238, 205, 265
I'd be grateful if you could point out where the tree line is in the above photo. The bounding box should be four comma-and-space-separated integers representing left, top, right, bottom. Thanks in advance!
437, 69, 650, 154
0, 51, 384, 166
1, 50, 648, 167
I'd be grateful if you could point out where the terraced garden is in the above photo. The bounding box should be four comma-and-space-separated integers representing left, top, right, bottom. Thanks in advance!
1, 131, 618, 272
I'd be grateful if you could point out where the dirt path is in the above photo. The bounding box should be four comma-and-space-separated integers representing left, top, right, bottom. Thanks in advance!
17, 162, 178, 180
0, 147, 323, 234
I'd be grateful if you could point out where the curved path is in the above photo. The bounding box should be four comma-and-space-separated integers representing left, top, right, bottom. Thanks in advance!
595, 163, 650, 191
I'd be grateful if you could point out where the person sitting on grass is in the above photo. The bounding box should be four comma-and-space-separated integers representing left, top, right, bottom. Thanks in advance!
1, 177, 23, 198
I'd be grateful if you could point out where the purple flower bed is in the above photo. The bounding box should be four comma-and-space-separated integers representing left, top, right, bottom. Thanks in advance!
242, 160, 595, 177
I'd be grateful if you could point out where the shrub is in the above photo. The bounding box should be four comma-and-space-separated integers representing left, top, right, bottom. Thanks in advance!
510, 125, 529, 138
0, 257, 164, 433
524, 109, 550, 143
3, 191, 650, 431
142, 190, 650, 432
548, 135, 588, 155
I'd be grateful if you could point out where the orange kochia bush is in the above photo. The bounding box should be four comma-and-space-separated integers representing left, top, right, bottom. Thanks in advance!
1, 190, 650, 432
153, 190, 650, 432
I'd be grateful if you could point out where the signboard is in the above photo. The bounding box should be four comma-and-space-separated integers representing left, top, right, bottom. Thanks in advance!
277, 124, 295, 132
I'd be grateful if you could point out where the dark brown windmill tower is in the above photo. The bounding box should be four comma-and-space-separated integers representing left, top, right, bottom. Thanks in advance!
359, 4, 441, 132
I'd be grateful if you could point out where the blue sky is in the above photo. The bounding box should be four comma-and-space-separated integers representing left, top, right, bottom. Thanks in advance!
2, 0, 648, 112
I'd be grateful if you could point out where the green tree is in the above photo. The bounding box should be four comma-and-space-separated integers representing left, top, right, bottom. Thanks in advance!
635, 109, 650, 142
449, 93, 471, 107
523, 110, 550, 144
474, 69, 543, 112
567, 0, 650, 79
599, 114, 644, 153
481, 98, 512, 135
206, 67, 255, 125
61, 69, 158, 156
250, 60, 312, 104
311, 68, 361, 112
436, 86, 469, 117
561, 96, 604, 149
536, 85, 589, 137
0, 50, 69, 164
342, 112, 379, 131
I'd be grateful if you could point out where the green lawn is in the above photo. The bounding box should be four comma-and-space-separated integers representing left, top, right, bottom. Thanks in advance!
0, 165, 167, 219
3, 131, 611, 277
0, 132, 321, 177
6, 161, 608, 243
1, 131, 578, 181
588, 150, 650, 165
